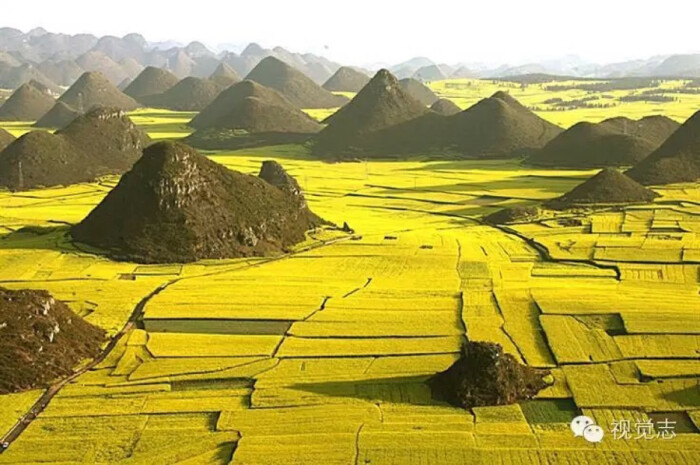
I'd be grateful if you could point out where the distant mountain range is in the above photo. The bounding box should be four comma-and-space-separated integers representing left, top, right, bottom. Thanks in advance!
0, 27, 344, 90
388, 54, 700, 80
0, 27, 698, 91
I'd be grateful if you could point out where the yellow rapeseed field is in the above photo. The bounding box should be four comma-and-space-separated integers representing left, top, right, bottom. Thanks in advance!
0, 84, 699, 463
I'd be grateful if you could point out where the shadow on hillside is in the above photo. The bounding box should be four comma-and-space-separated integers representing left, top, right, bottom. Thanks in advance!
0, 225, 76, 252
187, 131, 315, 152
289, 374, 451, 407
367, 177, 581, 200
371, 179, 574, 201
662, 384, 700, 408
405, 160, 526, 172
202, 142, 316, 161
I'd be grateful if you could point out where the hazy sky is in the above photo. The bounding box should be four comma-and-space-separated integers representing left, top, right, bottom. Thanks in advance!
2, 0, 699, 66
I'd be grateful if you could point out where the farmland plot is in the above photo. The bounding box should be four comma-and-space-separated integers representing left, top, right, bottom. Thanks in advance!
1, 122, 699, 462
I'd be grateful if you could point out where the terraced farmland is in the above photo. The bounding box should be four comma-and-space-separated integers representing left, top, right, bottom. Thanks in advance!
1, 100, 699, 464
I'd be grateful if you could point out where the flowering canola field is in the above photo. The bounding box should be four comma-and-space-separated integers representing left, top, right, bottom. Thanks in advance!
0, 109, 699, 464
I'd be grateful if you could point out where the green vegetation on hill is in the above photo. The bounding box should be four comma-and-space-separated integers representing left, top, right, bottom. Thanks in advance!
246, 56, 349, 109
141, 76, 224, 111
0, 127, 15, 151
399, 78, 439, 105
186, 80, 321, 150
316, 69, 429, 154
209, 62, 241, 88
189, 80, 320, 133
34, 101, 81, 128
52, 71, 140, 112
322, 66, 370, 92
124, 66, 179, 101
527, 117, 677, 168
332, 90, 562, 159
547, 168, 658, 208
0, 80, 55, 121
627, 110, 700, 184
71, 141, 325, 263
0, 106, 150, 190
430, 98, 461, 116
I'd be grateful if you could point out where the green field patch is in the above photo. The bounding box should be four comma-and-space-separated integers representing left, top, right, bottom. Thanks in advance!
520, 398, 578, 424
690, 411, 700, 431
648, 411, 698, 434
143, 318, 293, 335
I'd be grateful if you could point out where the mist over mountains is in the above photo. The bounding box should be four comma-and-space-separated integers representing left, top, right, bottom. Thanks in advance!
0, 26, 699, 91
